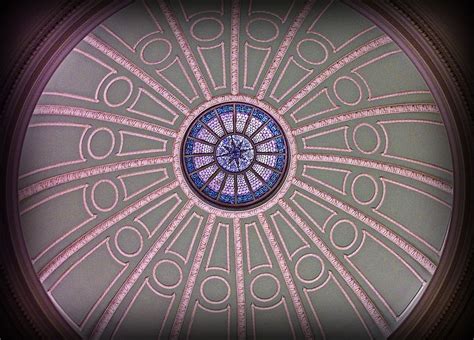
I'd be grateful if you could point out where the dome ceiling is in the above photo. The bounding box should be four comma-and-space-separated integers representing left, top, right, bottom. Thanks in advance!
18, 0, 453, 338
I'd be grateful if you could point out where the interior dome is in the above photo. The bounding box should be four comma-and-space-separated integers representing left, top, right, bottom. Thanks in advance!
17, 0, 454, 338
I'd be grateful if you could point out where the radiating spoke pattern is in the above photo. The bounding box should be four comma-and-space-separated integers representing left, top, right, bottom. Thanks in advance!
182, 103, 288, 209
17, 1, 454, 339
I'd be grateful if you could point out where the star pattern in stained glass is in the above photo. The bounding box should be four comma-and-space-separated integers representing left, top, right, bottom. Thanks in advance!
181, 103, 289, 209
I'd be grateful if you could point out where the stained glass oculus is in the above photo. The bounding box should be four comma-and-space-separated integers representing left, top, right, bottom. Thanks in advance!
181, 103, 289, 209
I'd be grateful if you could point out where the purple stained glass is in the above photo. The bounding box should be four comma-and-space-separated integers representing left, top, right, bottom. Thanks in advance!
181, 102, 289, 210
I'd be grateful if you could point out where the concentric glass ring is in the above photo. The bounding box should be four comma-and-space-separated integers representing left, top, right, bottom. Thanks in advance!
181, 102, 289, 210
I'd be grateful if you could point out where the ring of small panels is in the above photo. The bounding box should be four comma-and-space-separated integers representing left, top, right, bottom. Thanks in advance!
180, 102, 290, 210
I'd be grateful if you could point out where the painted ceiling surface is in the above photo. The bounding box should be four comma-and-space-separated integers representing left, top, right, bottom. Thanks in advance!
18, 0, 453, 338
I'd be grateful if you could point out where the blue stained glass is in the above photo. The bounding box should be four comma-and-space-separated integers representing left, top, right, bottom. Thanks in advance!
267, 121, 281, 136
182, 102, 288, 209
237, 194, 253, 203
275, 155, 285, 171
204, 187, 218, 199
185, 140, 195, 154
236, 104, 253, 114
202, 110, 216, 123
219, 194, 234, 204
217, 105, 233, 114
191, 173, 204, 188
254, 186, 270, 198
275, 137, 285, 152
252, 109, 269, 123
190, 122, 203, 137
267, 172, 280, 187
185, 158, 195, 172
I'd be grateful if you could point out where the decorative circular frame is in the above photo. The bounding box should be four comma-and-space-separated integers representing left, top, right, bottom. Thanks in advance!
0, 1, 472, 339
173, 95, 297, 219
180, 101, 290, 210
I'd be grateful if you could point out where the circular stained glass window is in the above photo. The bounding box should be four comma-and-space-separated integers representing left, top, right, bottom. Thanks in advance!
181, 103, 289, 210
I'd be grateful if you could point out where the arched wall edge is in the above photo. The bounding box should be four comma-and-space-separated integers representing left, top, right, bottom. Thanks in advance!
346, 1, 474, 338
0, 0, 472, 338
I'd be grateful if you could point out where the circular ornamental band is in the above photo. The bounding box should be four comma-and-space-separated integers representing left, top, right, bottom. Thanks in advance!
180, 102, 290, 210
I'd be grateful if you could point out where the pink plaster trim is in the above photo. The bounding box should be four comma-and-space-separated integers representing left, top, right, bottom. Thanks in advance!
352, 123, 381, 154
251, 298, 296, 339
19, 156, 173, 201
279, 35, 392, 114
333, 76, 363, 106
139, 38, 172, 65
345, 231, 426, 320
118, 168, 169, 201
269, 56, 314, 103
351, 50, 432, 101
246, 18, 280, 44
165, 212, 204, 264
173, 95, 297, 219
351, 174, 378, 206
292, 103, 439, 136
170, 214, 216, 339
206, 223, 230, 273
18, 123, 89, 179
114, 225, 144, 258
34, 105, 177, 138
378, 119, 453, 175
190, 17, 224, 42
250, 273, 281, 303
111, 279, 175, 339
155, 57, 200, 104
178, 0, 224, 22
290, 88, 339, 124
43, 48, 116, 104
270, 211, 310, 260
135, 193, 182, 238
279, 200, 390, 337
258, 213, 313, 339
27, 186, 96, 264
303, 271, 373, 340
117, 130, 167, 156
20, 184, 89, 216
301, 164, 350, 195
87, 127, 115, 160
90, 200, 194, 339
243, 42, 272, 91
127, 87, 180, 125
289, 190, 336, 232
373, 177, 451, 254
49, 238, 128, 329
297, 153, 452, 193
245, 222, 272, 273
153, 259, 183, 289
83, 34, 189, 114
39, 181, 180, 283
233, 217, 246, 340
197, 43, 227, 90
296, 38, 329, 66
257, 0, 315, 100
157, 0, 212, 100
302, 126, 352, 152
100, 25, 159, 54
292, 179, 437, 275
91, 179, 119, 212
295, 254, 324, 284
248, 0, 295, 23
103, 76, 133, 107
230, 0, 240, 95
186, 302, 230, 340
200, 275, 231, 305
329, 219, 358, 251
